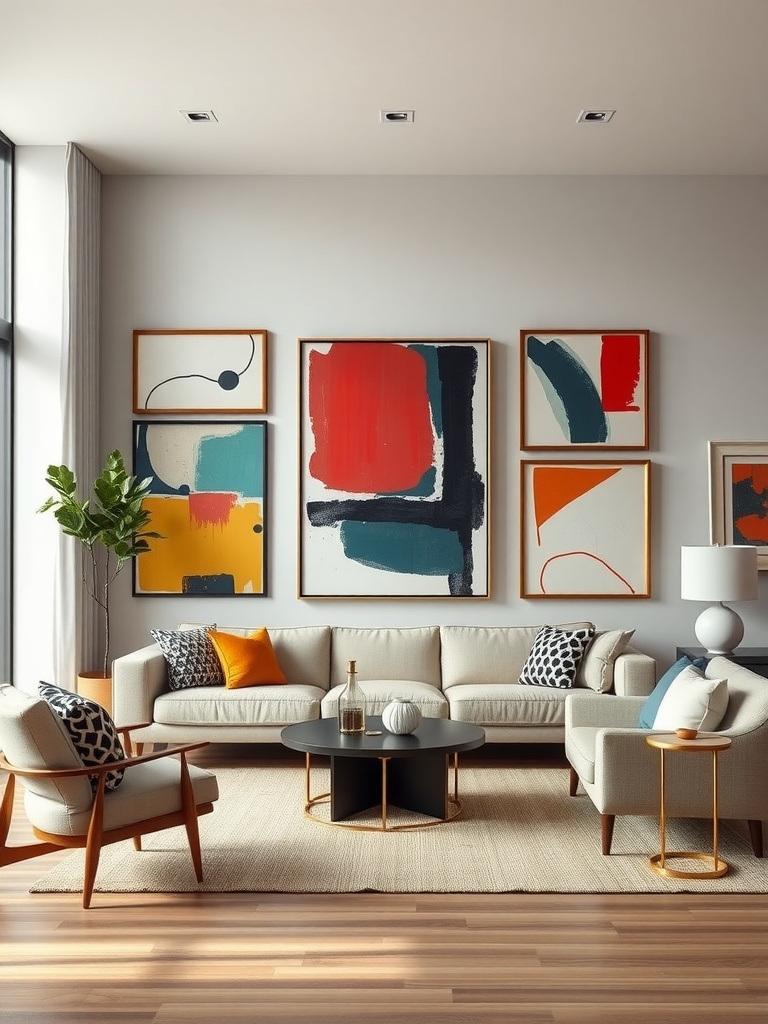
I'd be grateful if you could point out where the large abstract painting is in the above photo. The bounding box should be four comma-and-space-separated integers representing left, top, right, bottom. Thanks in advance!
520, 459, 651, 598
299, 338, 490, 598
133, 420, 268, 596
133, 329, 267, 413
520, 330, 649, 450
709, 440, 768, 570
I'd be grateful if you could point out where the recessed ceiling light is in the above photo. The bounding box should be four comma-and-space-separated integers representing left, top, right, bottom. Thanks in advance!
380, 110, 415, 123
180, 110, 218, 124
576, 109, 615, 124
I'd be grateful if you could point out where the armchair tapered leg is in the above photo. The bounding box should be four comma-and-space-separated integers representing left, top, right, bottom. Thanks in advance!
83, 778, 107, 909
179, 753, 204, 882
747, 819, 763, 858
601, 814, 615, 855
133, 836, 143, 851
568, 768, 579, 797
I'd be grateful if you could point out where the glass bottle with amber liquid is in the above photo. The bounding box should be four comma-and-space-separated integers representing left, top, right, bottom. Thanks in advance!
338, 659, 366, 734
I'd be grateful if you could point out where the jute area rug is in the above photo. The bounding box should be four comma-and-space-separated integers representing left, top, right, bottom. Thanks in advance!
30, 765, 768, 895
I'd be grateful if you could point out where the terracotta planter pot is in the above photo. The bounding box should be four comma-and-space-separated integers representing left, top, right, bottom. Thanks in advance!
77, 672, 113, 715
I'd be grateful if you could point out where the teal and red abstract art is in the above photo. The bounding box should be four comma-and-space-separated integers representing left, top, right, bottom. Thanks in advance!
299, 339, 489, 598
520, 330, 649, 450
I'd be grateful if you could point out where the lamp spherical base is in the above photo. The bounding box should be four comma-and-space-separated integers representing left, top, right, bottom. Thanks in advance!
694, 602, 744, 656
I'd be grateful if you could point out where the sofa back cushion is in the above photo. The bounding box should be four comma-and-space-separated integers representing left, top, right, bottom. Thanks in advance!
440, 623, 594, 690
188, 626, 332, 690
330, 627, 441, 688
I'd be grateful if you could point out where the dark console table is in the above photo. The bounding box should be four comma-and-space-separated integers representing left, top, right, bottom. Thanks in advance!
676, 646, 768, 679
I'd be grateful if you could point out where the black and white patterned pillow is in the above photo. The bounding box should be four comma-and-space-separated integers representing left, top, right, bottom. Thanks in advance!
151, 626, 224, 690
38, 681, 125, 792
518, 625, 596, 689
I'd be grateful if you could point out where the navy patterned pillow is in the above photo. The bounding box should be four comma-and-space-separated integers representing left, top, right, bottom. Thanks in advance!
151, 625, 224, 690
518, 625, 596, 689
38, 681, 125, 792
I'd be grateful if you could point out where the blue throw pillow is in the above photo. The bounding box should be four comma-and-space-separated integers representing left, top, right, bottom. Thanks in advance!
637, 655, 708, 728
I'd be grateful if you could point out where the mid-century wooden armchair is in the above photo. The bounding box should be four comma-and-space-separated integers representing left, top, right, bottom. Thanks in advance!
0, 683, 219, 908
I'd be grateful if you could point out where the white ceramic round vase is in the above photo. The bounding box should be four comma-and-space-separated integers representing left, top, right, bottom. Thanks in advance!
382, 698, 422, 735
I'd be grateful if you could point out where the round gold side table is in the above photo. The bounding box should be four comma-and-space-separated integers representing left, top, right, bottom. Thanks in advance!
646, 732, 732, 879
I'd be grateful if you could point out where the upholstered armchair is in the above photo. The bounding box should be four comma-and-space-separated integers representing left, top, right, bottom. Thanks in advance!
0, 684, 219, 907
565, 656, 768, 857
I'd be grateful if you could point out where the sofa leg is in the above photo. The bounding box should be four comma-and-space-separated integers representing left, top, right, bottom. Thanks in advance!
568, 768, 579, 796
601, 814, 615, 855
747, 819, 763, 858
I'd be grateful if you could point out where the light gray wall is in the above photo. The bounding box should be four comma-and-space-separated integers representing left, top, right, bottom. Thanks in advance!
99, 174, 768, 671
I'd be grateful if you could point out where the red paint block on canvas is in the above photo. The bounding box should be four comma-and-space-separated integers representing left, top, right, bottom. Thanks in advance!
308, 343, 434, 493
600, 334, 641, 412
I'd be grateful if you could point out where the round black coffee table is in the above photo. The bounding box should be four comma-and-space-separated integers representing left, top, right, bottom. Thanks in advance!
281, 716, 486, 831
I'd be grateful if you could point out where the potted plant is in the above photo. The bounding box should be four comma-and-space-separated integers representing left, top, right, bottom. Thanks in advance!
38, 450, 161, 700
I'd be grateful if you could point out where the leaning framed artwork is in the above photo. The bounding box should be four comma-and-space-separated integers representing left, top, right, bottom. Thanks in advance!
709, 440, 768, 570
520, 459, 651, 598
520, 329, 649, 450
133, 329, 268, 413
299, 338, 490, 598
133, 420, 268, 596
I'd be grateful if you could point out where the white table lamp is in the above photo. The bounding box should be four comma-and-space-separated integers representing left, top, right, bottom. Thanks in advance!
681, 544, 758, 655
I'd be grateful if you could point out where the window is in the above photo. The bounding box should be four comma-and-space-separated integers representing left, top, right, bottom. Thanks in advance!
0, 130, 13, 685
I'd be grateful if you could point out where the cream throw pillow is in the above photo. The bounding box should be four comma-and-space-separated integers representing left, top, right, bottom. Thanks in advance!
575, 629, 635, 693
651, 665, 729, 731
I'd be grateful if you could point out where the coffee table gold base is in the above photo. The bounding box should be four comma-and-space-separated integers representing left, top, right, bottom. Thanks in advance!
303, 752, 463, 831
649, 851, 729, 879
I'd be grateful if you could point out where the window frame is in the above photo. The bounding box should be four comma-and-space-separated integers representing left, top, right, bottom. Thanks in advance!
0, 128, 14, 686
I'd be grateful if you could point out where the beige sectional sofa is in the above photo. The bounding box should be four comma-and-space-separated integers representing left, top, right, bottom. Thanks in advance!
112, 623, 656, 746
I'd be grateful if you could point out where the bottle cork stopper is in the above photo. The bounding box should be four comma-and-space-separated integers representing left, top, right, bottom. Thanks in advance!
348, 660, 356, 672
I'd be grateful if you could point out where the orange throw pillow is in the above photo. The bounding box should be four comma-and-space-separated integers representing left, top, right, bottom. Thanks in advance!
208, 628, 288, 689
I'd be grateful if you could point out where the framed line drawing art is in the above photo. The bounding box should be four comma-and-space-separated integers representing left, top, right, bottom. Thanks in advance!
299, 338, 490, 598
133, 329, 267, 414
133, 420, 268, 596
520, 459, 651, 598
709, 440, 768, 569
520, 329, 649, 450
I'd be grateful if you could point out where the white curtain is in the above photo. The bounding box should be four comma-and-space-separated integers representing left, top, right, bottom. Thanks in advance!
53, 144, 101, 685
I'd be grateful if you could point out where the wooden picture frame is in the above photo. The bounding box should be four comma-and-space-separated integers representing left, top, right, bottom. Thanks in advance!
299, 338, 490, 598
709, 440, 768, 570
520, 329, 649, 450
133, 420, 268, 596
520, 459, 651, 598
133, 329, 268, 414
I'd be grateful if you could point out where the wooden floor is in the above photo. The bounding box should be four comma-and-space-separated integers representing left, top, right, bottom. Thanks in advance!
2, 745, 768, 1024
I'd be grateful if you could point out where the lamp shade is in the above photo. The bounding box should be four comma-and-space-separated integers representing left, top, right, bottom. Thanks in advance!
681, 545, 758, 602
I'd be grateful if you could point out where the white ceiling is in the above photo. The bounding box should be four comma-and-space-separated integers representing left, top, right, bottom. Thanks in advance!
4, 0, 768, 176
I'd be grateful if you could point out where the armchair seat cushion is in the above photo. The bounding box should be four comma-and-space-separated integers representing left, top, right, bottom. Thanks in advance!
24, 758, 219, 837
154, 684, 325, 727
565, 726, 600, 784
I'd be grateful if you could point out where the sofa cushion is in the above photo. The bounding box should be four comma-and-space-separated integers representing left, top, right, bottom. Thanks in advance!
151, 625, 224, 690
209, 628, 288, 689
321, 680, 449, 719
329, 627, 441, 688
575, 629, 635, 693
445, 683, 570, 727
637, 655, 708, 728
153, 684, 325, 727
38, 681, 125, 792
518, 625, 595, 690
649, 665, 729, 731
439, 623, 594, 689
